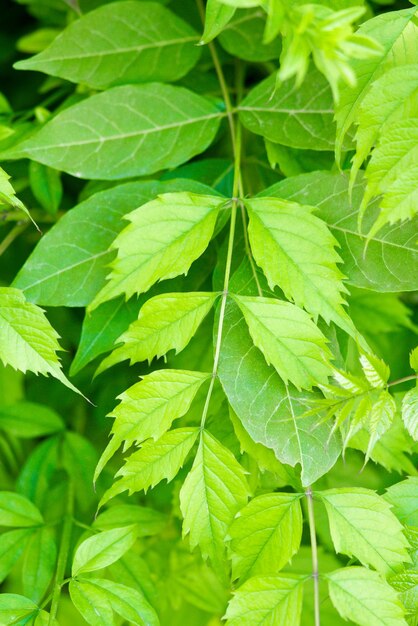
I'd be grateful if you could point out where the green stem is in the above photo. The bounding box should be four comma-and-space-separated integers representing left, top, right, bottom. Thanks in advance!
0, 223, 28, 256
49, 481, 74, 624
387, 374, 418, 388
306, 487, 321, 626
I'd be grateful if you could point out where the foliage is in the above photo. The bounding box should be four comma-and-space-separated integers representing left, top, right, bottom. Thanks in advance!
0, 1, 417, 625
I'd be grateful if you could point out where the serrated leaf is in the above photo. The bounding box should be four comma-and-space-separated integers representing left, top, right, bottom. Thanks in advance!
365, 389, 396, 460
180, 430, 249, 568
0, 287, 79, 394
20, 84, 222, 180
100, 427, 199, 507
201, 0, 236, 43
239, 67, 337, 151
72, 525, 138, 576
245, 197, 354, 334
0, 491, 43, 527
224, 575, 305, 626
402, 387, 418, 441
98, 292, 218, 374
360, 353, 390, 388
15, 1, 200, 88
385, 477, 418, 527
327, 567, 408, 626
390, 570, 418, 618
228, 493, 303, 581
335, 6, 418, 162
233, 295, 332, 390
91, 193, 223, 308
95, 370, 209, 480
319, 488, 410, 574
260, 171, 418, 293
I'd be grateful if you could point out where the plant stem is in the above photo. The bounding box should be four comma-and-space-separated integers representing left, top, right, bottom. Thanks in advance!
306, 487, 321, 626
49, 481, 74, 624
0, 223, 28, 256
387, 374, 418, 387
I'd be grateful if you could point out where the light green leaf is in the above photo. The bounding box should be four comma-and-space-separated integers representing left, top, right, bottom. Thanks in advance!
15, 1, 200, 88
335, 6, 418, 162
318, 488, 410, 574
390, 570, 418, 619
402, 387, 418, 441
0, 593, 38, 624
93, 504, 166, 536
75, 578, 159, 626
0, 166, 35, 226
22, 527, 56, 602
98, 292, 218, 373
385, 477, 418, 527
91, 192, 224, 307
245, 197, 354, 334
0, 528, 34, 583
239, 68, 337, 150
327, 567, 408, 626
72, 525, 138, 576
180, 430, 250, 567
20, 84, 222, 180
100, 427, 199, 507
0, 287, 79, 394
228, 493, 303, 581
201, 0, 236, 43
224, 575, 305, 626
95, 370, 209, 481
69, 579, 114, 626
365, 389, 396, 460
260, 171, 418, 293
233, 295, 332, 390
0, 492, 43, 527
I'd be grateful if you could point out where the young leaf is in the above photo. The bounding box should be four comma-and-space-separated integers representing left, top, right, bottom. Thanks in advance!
245, 197, 354, 334
15, 1, 201, 88
20, 84, 223, 180
318, 488, 410, 574
327, 567, 408, 626
201, 0, 236, 43
0, 166, 35, 226
0, 492, 43, 527
100, 427, 199, 507
72, 525, 139, 576
402, 387, 418, 441
228, 493, 303, 581
91, 193, 224, 307
97, 292, 218, 374
233, 295, 333, 390
219, 9, 281, 63
0, 594, 38, 625
384, 477, 418, 527
365, 389, 396, 460
224, 575, 305, 626
180, 430, 250, 567
95, 370, 210, 480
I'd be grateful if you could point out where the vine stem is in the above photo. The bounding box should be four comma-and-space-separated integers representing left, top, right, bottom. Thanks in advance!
306, 487, 321, 626
49, 481, 74, 624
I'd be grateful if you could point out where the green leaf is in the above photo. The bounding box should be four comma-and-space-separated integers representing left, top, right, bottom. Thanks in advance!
228, 493, 303, 581
0, 528, 34, 583
93, 504, 166, 536
260, 171, 418, 292
180, 430, 250, 567
218, 294, 341, 487
348, 287, 416, 336
390, 570, 418, 619
29, 161, 62, 215
72, 525, 139, 576
233, 295, 332, 390
0, 492, 43, 527
318, 488, 410, 574
20, 84, 222, 180
98, 292, 218, 373
327, 567, 408, 626
0, 166, 35, 225
335, 6, 418, 162
201, 0, 236, 43
385, 477, 418, 527
0, 593, 38, 624
69, 579, 114, 626
219, 9, 282, 62
239, 68, 337, 151
75, 578, 159, 626
15, 1, 200, 88
95, 370, 209, 480
91, 193, 224, 307
365, 389, 396, 460
224, 575, 305, 626
245, 197, 354, 334
13, 179, 218, 307
0, 402, 64, 438
100, 427, 199, 507
0, 287, 79, 394
22, 527, 56, 602
402, 387, 418, 441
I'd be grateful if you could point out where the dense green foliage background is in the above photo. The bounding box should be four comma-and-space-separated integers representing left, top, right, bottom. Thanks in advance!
0, 0, 417, 624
